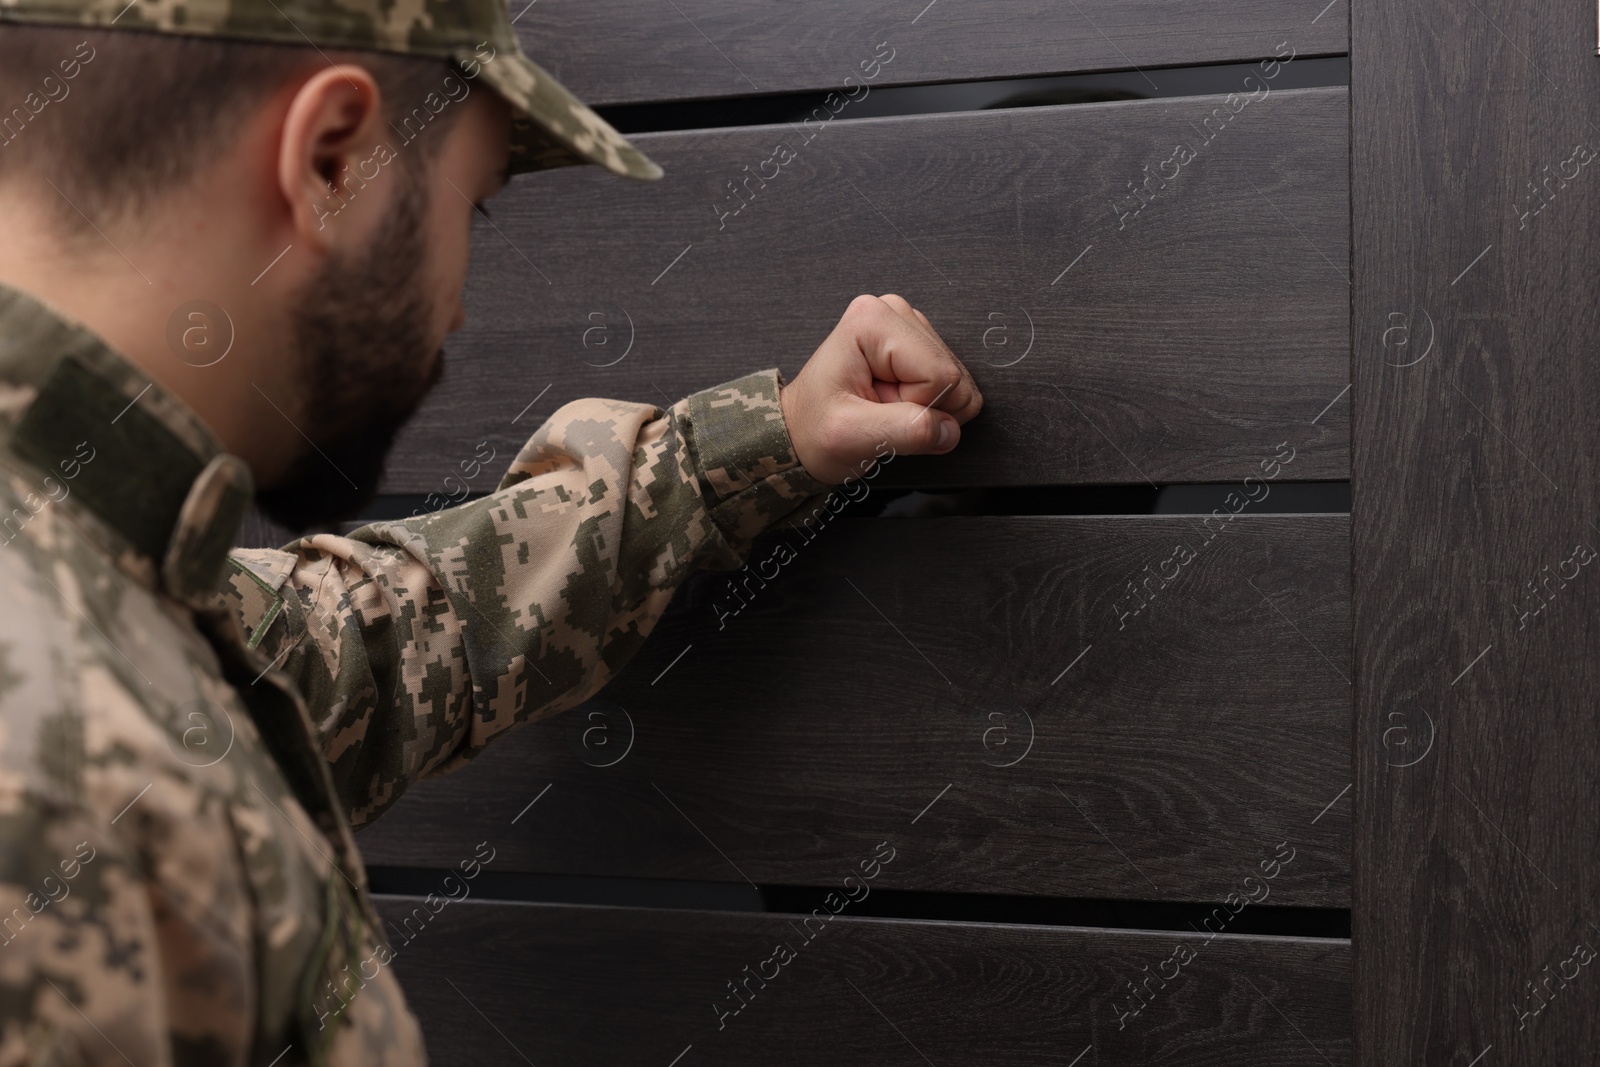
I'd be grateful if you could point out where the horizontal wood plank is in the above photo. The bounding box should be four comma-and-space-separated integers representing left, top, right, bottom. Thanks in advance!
371, 895, 1351, 1065
358, 514, 1352, 906
387, 88, 1349, 492
513, 0, 1348, 107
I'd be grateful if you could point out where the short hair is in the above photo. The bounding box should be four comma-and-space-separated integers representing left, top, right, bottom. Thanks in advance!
0, 24, 464, 234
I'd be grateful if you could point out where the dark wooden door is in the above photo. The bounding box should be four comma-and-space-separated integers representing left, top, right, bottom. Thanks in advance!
244, 2, 1364, 1062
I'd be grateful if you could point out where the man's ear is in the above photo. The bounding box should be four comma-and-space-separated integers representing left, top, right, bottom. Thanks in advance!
277, 64, 385, 251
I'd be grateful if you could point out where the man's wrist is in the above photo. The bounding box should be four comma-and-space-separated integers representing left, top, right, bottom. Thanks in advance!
687, 367, 828, 497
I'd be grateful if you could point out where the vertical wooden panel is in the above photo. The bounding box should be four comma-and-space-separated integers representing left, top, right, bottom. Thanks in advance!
1354, 0, 1600, 1062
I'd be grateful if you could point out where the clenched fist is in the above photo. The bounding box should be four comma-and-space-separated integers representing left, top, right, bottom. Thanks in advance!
778, 294, 984, 485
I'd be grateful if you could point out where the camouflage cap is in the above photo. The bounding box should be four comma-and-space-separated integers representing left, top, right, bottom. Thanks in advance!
0, 0, 664, 180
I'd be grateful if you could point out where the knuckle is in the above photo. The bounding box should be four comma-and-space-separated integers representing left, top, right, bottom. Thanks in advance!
843, 295, 893, 334
847, 293, 882, 319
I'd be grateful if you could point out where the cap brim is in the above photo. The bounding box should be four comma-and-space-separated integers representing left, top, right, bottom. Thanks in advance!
460, 47, 663, 181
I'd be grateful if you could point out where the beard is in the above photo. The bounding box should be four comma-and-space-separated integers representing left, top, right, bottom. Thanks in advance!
254, 157, 446, 532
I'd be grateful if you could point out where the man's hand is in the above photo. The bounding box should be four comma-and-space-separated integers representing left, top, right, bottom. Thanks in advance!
778, 293, 984, 485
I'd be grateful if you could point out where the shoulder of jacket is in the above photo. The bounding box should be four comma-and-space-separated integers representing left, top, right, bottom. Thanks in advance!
219, 549, 297, 652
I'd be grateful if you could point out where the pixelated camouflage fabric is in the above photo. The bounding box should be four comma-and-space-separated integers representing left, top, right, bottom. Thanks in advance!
227, 364, 831, 827
0, 278, 826, 1064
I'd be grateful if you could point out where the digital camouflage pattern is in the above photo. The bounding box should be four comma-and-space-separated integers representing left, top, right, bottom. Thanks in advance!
0, 280, 831, 1064
227, 342, 834, 827
0, 0, 664, 181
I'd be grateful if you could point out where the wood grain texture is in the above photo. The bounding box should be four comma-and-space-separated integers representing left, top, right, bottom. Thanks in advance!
510, 0, 1348, 107
371, 895, 1350, 1066
1353, 0, 1600, 1063
358, 514, 1352, 906
384, 87, 1350, 492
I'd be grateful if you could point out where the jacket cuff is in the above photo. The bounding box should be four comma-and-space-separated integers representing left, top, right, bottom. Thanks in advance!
684, 367, 833, 554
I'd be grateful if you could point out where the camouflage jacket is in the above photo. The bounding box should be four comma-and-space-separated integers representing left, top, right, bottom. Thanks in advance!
0, 281, 830, 1066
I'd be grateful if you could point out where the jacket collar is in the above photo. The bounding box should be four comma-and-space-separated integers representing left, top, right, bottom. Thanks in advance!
0, 282, 253, 607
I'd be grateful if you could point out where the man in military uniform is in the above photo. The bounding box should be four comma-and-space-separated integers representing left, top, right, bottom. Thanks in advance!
0, 0, 983, 1062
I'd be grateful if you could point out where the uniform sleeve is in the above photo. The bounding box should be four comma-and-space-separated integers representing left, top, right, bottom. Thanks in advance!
218, 368, 832, 829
